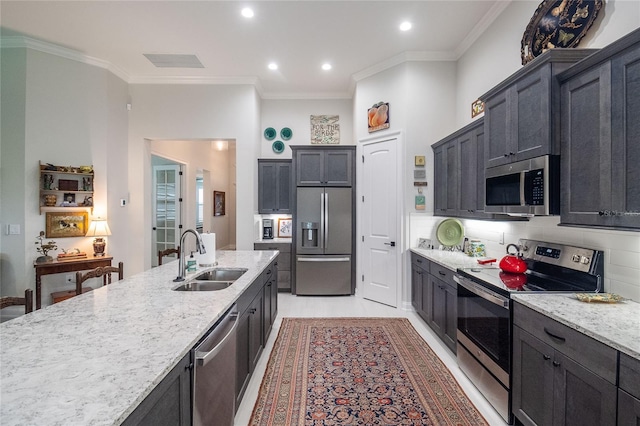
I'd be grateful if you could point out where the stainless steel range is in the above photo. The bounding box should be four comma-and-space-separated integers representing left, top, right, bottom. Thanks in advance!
454, 239, 604, 424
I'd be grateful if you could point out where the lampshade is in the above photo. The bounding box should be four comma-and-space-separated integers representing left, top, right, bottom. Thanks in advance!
87, 218, 111, 237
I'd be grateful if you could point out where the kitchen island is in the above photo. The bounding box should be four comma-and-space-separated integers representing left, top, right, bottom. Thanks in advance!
0, 250, 277, 426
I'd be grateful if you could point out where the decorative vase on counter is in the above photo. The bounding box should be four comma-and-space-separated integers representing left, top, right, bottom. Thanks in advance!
36, 255, 53, 263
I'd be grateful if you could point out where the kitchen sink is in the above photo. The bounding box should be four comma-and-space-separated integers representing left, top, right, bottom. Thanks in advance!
172, 268, 248, 291
173, 281, 233, 291
193, 268, 247, 282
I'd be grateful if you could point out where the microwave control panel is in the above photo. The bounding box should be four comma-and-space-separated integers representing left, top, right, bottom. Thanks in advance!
525, 169, 545, 205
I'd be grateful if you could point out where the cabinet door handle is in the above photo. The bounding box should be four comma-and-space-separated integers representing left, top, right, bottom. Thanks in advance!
438, 271, 446, 276
543, 354, 551, 360
553, 361, 561, 367
249, 308, 257, 314
544, 327, 566, 342
416, 258, 423, 263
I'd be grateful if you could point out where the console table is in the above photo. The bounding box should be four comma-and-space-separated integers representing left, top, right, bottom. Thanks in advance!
33, 255, 113, 309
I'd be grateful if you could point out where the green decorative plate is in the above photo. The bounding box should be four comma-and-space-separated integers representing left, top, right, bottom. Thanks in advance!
264, 127, 277, 140
436, 218, 464, 247
272, 140, 285, 154
280, 127, 292, 140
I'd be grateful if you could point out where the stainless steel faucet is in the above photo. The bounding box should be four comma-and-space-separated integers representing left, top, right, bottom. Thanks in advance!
174, 229, 206, 282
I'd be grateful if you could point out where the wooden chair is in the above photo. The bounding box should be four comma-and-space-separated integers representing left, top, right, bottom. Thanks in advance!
158, 246, 180, 266
75, 262, 124, 295
0, 289, 34, 314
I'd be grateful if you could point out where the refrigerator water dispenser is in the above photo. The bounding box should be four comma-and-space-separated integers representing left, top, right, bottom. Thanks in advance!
300, 222, 318, 248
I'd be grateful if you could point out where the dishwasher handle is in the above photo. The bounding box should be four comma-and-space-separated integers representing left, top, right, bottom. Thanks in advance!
195, 309, 239, 367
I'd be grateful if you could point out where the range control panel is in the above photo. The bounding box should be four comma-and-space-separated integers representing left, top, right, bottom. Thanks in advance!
520, 239, 602, 274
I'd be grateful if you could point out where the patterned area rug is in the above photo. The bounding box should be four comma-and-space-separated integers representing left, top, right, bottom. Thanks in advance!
250, 318, 488, 425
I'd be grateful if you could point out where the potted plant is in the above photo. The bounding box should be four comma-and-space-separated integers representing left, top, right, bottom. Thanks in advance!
35, 231, 57, 263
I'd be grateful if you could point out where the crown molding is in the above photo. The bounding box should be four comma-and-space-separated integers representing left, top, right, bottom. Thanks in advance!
455, 1, 512, 58
352, 50, 457, 83
261, 91, 352, 100
0, 36, 130, 83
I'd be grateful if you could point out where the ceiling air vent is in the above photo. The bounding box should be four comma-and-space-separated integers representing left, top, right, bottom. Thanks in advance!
143, 54, 204, 68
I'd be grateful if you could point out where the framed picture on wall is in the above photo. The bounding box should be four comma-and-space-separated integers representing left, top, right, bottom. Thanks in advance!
214, 191, 225, 216
45, 211, 88, 238
278, 218, 292, 238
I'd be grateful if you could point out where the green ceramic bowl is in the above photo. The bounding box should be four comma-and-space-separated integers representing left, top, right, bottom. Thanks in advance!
436, 218, 464, 247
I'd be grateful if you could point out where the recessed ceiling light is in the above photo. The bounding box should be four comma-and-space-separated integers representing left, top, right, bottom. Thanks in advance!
268, 62, 278, 70
241, 7, 254, 18
400, 21, 412, 31
322, 63, 332, 71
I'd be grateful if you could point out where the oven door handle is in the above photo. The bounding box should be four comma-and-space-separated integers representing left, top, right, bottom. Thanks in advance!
455, 275, 510, 309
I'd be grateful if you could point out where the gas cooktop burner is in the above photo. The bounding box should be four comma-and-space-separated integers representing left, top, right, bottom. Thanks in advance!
456, 239, 604, 298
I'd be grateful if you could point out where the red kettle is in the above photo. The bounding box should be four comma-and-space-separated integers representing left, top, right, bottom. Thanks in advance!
499, 244, 527, 274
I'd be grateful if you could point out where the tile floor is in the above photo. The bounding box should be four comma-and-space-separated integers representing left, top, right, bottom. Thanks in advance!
234, 293, 508, 425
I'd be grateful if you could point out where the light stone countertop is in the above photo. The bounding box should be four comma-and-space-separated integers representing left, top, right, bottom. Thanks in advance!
0, 250, 278, 426
409, 247, 485, 271
512, 294, 640, 360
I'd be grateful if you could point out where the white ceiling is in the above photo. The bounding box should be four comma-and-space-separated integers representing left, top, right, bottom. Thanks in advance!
0, 1, 510, 99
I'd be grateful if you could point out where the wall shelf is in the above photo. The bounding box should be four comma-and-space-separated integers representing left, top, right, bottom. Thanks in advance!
39, 161, 94, 215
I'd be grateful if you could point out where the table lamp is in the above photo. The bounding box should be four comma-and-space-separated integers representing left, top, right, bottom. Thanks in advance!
87, 218, 111, 256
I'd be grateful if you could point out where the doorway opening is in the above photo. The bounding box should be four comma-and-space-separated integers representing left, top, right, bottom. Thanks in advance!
149, 139, 237, 266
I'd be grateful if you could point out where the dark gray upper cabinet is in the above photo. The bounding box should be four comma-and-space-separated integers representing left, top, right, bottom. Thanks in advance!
559, 29, 640, 230
293, 146, 353, 186
433, 118, 505, 220
480, 49, 596, 169
258, 159, 292, 214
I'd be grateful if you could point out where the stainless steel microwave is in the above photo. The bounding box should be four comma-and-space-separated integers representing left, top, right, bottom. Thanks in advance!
485, 155, 559, 216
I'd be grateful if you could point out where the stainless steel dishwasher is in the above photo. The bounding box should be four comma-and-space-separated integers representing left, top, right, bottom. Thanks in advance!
192, 305, 238, 426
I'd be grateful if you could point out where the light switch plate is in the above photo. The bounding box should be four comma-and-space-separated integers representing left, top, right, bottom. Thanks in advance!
413, 169, 426, 179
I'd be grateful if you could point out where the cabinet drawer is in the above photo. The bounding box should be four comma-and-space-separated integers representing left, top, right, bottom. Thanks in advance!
254, 242, 291, 253
411, 252, 430, 271
513, 303, 617, 384
620, 353, 640, 399
429, 262, 455, 287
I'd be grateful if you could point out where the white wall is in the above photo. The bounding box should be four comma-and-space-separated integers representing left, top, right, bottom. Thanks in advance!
128, 84, 260, 273
0, 48, 129, 303
260, 98, 354, 160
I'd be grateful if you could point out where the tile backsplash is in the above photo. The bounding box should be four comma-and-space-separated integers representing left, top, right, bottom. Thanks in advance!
410, 213, 640, 302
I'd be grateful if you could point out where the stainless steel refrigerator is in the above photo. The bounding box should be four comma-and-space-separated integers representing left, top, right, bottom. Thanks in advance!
296, 187, 352, 295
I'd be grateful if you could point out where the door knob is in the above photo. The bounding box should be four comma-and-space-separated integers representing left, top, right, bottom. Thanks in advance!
384, 242, 396, 247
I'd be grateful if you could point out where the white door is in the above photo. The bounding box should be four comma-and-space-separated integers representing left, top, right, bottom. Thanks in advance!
360, 137, 400, 307
152, 164, 182, 266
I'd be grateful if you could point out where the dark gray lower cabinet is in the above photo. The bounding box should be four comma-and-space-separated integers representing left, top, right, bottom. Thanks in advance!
235, 260, 276, 410
236, 285, 263, 409
410, 253, 456, 353
122, 352, 191, 426
262, 262, 278, 342
512, 303, 617, 426
618, 389, 640, 425
254, 242, 291, 291
619, 353, 640, 425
